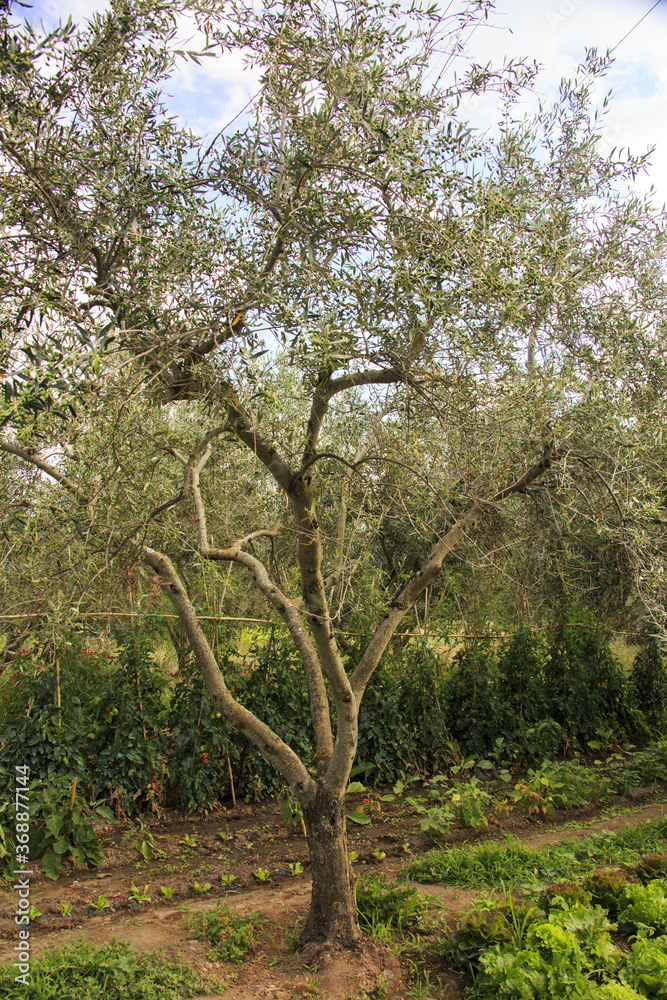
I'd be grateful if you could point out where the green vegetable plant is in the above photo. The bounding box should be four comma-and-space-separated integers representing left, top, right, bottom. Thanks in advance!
129, 884, 151, 905
193, 880, 212, 893
617, 880, 667, 937
345, 781, 371, 826
120, 821, 155, 861
635, 854, 667, 885
220, 873, 236, 887
90, 895, 110, 912
160, 886, 175, 899
511, 758, 606, 817
449, 775, 493, 829
619, 935, 667, 997
281, 794, 307, 838
253, 867, 271, 882
538, 882, 593, 913
473, 903, 620, 999
30, 776, 114, 880
583, 871, 629, 919
289, 862, 304, 876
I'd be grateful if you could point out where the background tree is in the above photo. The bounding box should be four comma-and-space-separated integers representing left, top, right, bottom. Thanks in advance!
1, 0, 666, 949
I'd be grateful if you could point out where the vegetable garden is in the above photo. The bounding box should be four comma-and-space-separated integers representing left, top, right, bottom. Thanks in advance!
1, 625, 667, 997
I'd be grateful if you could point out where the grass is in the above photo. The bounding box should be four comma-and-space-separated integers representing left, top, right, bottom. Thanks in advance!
409, 817, 667, 889
0, 939, 212, 998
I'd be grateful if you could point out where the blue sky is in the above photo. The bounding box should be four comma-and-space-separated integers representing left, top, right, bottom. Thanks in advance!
16, 0, 667, 203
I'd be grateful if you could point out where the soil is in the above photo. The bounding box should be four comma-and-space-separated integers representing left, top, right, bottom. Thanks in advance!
1, 787, 666, 999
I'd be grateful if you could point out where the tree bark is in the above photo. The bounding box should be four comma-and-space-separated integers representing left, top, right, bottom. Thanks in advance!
300, 784, 361, 947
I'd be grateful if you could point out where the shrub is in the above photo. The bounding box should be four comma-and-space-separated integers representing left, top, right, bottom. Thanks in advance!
631, 636, 667, 726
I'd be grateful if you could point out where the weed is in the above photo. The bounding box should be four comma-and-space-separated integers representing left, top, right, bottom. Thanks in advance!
285, 916, 304, 951
184, 903, 266, 963
356, 873, 423, 934
410, 819, 667, 889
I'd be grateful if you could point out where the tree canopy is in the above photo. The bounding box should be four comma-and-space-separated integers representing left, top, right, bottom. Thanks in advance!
1, 0, 667, 945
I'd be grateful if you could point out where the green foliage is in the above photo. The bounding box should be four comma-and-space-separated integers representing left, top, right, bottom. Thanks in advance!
537, 882, 593, 913
449, 775, 493, 829
0, 627, 654, 821
184, 903, 266, 963
442, 642, 498, 756
474, 903, 620, 999
441, 626, 639, 758
635, 854, 667, 885
353, 642, 458, 783
441, 908, 524, 969
410, 820, 667, 889
29, 775, 113, 880
355, 873, 423, 934
0, 938, 211, 998
475, 905, 618, 1000
511, 758, 608, 817
631, 637, 667, 727
543, 624, 637, 745
617, 881, 667, 937
0, 638, 170, 816
619, 936, 667, 997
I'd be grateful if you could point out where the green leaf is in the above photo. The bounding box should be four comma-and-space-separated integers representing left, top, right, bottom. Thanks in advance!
41, 851, 63, 880
347, 810, 371, 825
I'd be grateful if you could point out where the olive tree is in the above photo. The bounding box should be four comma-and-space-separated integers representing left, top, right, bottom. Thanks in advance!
1, 0, 666, 947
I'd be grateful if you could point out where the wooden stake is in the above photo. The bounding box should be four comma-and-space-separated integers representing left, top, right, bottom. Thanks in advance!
226, 756, 236, 807
69, 777, 77, 810
55, 659, 61, 727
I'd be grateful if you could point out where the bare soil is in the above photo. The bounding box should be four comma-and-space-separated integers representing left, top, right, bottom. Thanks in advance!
1, 788, 666, 999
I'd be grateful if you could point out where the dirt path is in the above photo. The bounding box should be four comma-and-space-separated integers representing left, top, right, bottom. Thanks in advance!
1, 792, 665, 998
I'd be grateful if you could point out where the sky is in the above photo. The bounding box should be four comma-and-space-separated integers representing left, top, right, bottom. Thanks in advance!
13, 0, 667, 204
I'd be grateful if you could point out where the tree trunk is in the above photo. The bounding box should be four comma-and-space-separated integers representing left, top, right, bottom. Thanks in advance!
300, 784, 361, 946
